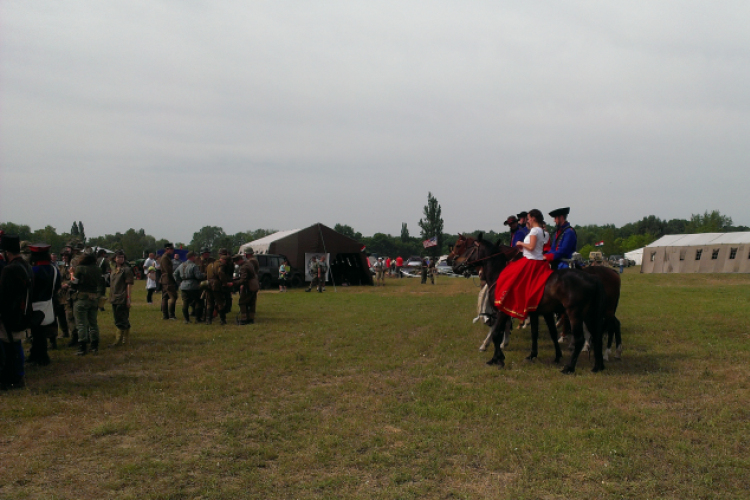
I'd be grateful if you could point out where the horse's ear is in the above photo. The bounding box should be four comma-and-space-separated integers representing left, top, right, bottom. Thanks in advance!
477, 232, 484, 241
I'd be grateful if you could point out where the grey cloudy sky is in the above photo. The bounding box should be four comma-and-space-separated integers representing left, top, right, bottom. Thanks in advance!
2, 1, 749, 243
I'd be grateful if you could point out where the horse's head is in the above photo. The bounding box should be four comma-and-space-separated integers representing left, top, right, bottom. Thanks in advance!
449, 233, 479, 275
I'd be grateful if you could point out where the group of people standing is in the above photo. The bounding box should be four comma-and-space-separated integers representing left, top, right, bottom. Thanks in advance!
157, 244, 260, 326
0, 233, 135, 390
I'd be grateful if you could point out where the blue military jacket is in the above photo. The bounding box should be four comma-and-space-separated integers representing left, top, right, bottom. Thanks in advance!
548, 222, 577, 269
511, 226, 529, 247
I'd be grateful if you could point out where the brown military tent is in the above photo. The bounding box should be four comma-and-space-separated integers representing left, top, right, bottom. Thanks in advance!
238, 223, 374, 286
640, 232, 750, 274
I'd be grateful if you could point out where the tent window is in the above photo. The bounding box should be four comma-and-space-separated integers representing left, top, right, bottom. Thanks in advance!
729, 248, 737, 259
711, 249, 719, 260
650, 252, 656, 262
695, 249, 702, 260
679, 250, 686, 261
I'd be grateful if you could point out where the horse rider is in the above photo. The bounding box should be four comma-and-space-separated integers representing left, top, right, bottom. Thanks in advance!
544, 207, 577, 270
504, 214, 529, 247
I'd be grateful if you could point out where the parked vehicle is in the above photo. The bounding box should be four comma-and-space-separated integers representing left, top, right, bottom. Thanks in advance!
254, 254, 304, 289
589, 251, 606, 266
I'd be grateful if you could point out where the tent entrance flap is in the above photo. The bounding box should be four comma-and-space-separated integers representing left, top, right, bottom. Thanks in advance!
330, 253, 373, 286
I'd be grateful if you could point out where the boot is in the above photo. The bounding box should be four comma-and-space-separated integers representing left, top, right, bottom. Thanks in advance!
67, 330, 79, 348
76, 341, 88, 356
169, 302, 177, 320
109, 330, 124, 347
219, 312, 227, 325
90, 340, 99, 354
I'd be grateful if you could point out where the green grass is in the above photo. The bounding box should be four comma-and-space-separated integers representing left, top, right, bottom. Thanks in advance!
2, 270, 749, 499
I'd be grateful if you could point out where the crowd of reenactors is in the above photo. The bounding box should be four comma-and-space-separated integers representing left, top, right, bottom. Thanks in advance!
0, 231, 261, 391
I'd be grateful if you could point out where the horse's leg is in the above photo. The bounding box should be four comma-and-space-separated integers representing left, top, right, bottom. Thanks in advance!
479, 328, 493, 351
589, 316, 606, 373
499, 319, 511, 349
543, 313, 563, 364
561, 313, 586, 374
613, 316, 623, 359
525, 314, 539, 361
486, 314, 507, 368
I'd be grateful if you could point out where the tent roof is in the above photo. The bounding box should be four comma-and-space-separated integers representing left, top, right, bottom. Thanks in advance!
646, 232, 750, 247
625, 247, 644, 257
241, 229, 302, 254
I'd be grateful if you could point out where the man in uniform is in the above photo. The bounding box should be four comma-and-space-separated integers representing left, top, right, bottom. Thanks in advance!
71, 247, 104, 355
419, 257, 428, 284
28, 244, 61, 366
197, 248, 214, 323
56, 249, 72, 340
96, 249, 110, 311
544, 207, 578, 270
233, 253, 259, 325
316, 255, 328, 292
305, 256, 319, 292
109, 250, 134, 346
61, 240, 84, 347
206, 249, 233, 325
174, 251, 205, 324
160, 243, 178, 320
505, 215, 529, 247
0, 234, 34, 389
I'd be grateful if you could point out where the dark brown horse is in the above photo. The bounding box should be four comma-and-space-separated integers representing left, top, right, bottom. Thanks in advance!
450, 233, 607, 373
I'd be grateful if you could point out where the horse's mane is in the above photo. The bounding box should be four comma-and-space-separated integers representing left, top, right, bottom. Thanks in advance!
475, 236, 519, 261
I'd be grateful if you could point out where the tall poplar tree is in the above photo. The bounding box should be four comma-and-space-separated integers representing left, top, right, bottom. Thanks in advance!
418, 192, 444, 257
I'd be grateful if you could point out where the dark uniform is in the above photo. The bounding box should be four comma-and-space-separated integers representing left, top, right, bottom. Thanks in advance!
544, 207, 578, 270
0, 235, 34, 389
234, 254, 259, 325
71, 251, 104, 354
160, 245, 177, 320
206, 250, 233, 325
109, 251, 134, 346
197, 250, 214, 322
29, 244, 61, 366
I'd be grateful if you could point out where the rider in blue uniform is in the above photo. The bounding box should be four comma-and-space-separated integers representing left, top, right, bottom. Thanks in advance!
505, 213, 529, 247
544, 207, 577, 270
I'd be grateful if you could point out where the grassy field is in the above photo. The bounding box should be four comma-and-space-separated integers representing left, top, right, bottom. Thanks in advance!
2, 270, 749, 499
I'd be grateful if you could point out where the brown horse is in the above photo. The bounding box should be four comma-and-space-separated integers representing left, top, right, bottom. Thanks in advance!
450, 233, 607, 373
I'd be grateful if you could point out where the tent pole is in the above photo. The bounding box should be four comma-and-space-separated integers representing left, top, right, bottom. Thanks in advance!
318, 224, 337, 292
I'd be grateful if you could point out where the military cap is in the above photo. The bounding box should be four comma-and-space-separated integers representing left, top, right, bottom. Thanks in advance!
61, 249, 72, 256
164, 242, 174, 249
83, 247, 95, 256
218, 248, 229, 256
200, 248, 211, 254
548, 207, 570, 218
114, 249, 126, 257
516, 211, 528, 219
20, 241, 31, 254
74, 242, 85, 251
29, 243, 52, 254
0, 234, 21, 253
243, 247, 255, 255
503, 215, 518, 226
232, 253, 245, 261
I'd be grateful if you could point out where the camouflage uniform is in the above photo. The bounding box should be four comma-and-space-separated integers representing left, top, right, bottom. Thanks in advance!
71, 252, 104, 354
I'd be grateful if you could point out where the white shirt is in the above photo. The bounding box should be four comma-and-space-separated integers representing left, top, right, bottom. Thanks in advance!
523, 227, 548, 261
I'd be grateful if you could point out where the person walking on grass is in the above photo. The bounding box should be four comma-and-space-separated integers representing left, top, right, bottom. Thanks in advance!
160, 243, 177, 320
109, 250, 134, 346
71, 247, 104, 355
174, 251, 206, 325
374, 257, 385, 286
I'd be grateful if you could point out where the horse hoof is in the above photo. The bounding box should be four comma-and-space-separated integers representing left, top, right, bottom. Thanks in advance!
487, 358, 498, 366
561, 366, 575, 374
603, 349, 610, 362
553, 357, 562, 365
615, 345, 623, 359
479, 346, 487, 352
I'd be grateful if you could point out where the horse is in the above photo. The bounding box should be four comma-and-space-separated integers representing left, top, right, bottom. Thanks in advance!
450, 233, 607, 373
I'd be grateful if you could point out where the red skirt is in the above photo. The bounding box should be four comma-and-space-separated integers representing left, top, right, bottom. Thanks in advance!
494, 257, 553, 319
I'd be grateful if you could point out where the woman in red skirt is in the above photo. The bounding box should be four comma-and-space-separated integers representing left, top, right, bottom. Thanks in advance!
494, 209, 552, 319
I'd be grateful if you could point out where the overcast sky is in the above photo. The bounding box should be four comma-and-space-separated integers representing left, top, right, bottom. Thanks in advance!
2, 1, 749, 243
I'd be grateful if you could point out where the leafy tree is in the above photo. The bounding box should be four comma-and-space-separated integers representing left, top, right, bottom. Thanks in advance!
334, 224, 362, 240
0, 222, 32, 240
418, 192, 444, 257
78, 221, 86, 242
190, 226, 228, 251
70, 222, 79, 237
686, 210, 733, 233
400, 223, 410, 242
579, 244, 594, 259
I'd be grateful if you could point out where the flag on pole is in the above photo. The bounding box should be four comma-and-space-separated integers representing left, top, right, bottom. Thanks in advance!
423, 236, 438, 248
595, 241, 604, 247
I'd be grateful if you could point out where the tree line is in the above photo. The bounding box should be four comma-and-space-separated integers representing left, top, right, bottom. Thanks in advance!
2, 210, 746, 263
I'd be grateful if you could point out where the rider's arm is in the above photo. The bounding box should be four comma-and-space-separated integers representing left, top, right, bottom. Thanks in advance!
516, 234, 537, 251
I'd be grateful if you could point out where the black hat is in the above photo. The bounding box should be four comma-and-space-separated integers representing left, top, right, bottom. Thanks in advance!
218, 248, 229, 256
0, 234, 21, 253
164, 242, 174, 249
548, 207, 570, 218
201, 248, 211, 254
503, 216, 518, 226
114, 249, 126, 257
517, 211, 528, 219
